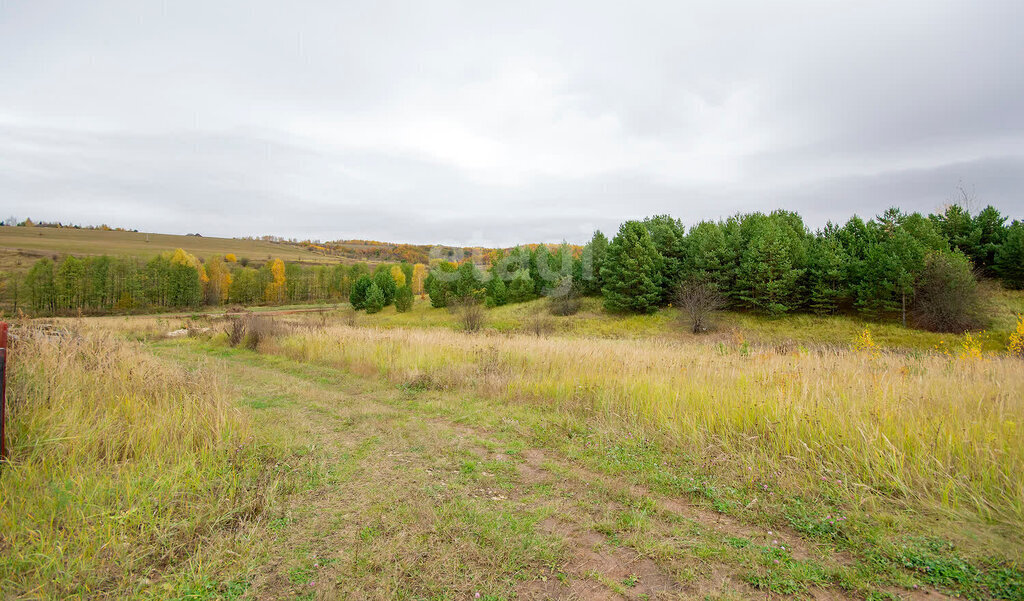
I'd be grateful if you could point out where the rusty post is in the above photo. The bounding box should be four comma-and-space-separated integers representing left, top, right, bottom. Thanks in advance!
1, 322, 7, 461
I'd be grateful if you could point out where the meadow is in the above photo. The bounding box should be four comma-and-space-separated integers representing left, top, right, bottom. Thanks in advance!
2, 301, 1023, 599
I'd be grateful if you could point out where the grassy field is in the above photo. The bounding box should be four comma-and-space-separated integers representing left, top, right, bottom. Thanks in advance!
0, 225, 346, 273
2, 305, 1022, 599
328, 286, 1024, 353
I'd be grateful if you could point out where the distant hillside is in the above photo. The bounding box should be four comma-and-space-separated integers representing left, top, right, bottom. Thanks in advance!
0, 225, 345, 274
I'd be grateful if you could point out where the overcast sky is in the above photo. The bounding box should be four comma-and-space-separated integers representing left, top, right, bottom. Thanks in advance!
2, 1, 1022, 246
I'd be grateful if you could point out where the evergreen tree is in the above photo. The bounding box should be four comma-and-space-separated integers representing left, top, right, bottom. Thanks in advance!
972, 206, 1008, 272
485, 275, 507, 307
995, 221, 1024, 290
735, 216, 804, 314
530, 245, 551, 295
374, 268, 397, 305
454, 261, 486, 301
425, 261, 457, 308
349, 274, 374, 309
807, 227, 849, 314
577, 230, 608, 295
601, 221, 663, 314
681, 221, 730, 294
364, 283, 386, 314
642, 215, 685, 302
506, 269, 536, 303
856, 226, 925, 321
394, 285, 414, 312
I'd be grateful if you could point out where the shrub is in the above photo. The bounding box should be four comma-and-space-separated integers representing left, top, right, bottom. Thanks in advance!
342, 306, 358, 327
364, 283, 386, 314
394, 285, 414, 313
912, 251, 985, 332
227, 317, 246, 347
676, 280, 726, 334
1008, 314, 1024, 358
524, 312, 555, 336
455, 297, 485, 332
548, 277, 581, 316
243, 315, 276, 350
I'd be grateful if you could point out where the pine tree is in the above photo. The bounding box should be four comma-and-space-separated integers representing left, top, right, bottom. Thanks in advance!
807, 230, 848, 314
374, 268, 397, 305
485, 275, 507, 307
425, 261, 457, 308
394, 285, 414, 312
506, 269, 536, 303
364, 283, 386, 314
972, 206, 1008, 273
995, 221, 1024, 290
601, 221, 663, 314
643, 215, 685, 302
350, 274, 373, 309
681, 221, 729, 294
454, 261, 486, 301
735, 218, 803, 315
577, 230, 608, 295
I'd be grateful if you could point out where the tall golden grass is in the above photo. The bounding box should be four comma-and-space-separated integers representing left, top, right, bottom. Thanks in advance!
275, 325, 1024, 529
0, 326, 278, 597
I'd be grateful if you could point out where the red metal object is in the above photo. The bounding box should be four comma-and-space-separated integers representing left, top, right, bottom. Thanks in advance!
1, 322, 7, 461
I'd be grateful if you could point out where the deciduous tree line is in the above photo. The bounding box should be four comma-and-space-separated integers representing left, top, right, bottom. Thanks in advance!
6, 249, 427, 315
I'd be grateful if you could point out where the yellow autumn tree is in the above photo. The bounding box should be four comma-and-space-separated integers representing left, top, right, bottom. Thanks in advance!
412, 263, 427, 295
390, 265, 407, 288
264, 258, 286, 304
205, 255, 233, 304
170, 248, 209, 284
225, 253, 237, 263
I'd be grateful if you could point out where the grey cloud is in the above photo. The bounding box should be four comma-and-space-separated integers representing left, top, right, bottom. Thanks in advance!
1, 0, 1022, 246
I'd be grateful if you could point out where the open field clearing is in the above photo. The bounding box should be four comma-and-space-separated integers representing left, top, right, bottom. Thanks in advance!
244, 291, 1024, 353
3, 315, 1020, 599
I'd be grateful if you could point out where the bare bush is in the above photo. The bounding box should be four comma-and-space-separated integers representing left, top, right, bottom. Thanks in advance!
677, 280, 726, 334
548, 277, 581, 316
455, 297, 486, 333
342, 306, 359, 327
226, 318, 246, 347
243, 315, 278, 350
524, 312, 555, 336
226, 315, 279, 349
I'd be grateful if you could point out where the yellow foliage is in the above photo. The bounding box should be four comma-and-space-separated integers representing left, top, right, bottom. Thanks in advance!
264, 258, 286, 303
225, 253, 237, 263
958, 332, 985, 362
852, 328, 880, 358
205, 256, 233, 304
1008, 314, 1024, 358
390, 265, 406, 288
412, 263, 428, 295
169, 248, 208, 283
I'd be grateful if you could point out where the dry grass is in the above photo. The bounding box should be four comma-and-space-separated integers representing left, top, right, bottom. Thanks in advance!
272, 324, 1024, 533
0, 324, 284, 597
